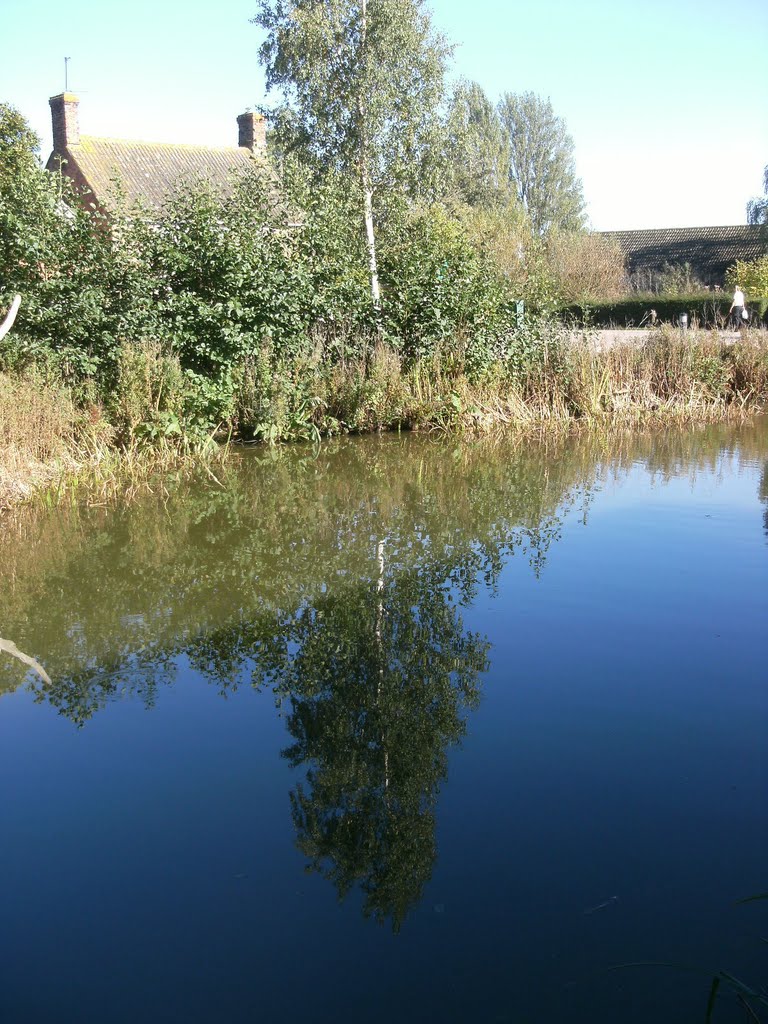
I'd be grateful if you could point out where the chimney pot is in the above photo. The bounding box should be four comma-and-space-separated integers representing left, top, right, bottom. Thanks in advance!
49, 93, 80, 151
237, 111, 266, 154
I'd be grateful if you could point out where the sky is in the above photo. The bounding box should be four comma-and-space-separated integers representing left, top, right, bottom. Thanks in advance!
2, 0, 767, 230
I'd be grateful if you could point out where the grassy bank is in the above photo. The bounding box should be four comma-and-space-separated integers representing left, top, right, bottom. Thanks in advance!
0, 368, 225, 512
2, 326, 767, 513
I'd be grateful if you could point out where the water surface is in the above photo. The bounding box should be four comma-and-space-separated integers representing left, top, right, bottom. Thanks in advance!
1, 420, 767, 1023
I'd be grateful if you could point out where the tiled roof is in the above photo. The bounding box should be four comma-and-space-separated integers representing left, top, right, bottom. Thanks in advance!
51, 136, 268, 211
599, 225, 766, 279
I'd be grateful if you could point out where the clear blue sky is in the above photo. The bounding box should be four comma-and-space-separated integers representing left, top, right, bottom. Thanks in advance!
2, 0, 767, 229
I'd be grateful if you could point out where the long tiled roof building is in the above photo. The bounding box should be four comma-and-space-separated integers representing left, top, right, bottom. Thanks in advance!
600, 225, 766, 286
45, 93, 268, 213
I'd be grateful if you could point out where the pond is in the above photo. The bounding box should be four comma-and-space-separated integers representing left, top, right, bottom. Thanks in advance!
1, 419, 767, 1023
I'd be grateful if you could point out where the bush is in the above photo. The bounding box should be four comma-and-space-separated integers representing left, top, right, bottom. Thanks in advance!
378, 202, 516, 373
0, 105, 587, 444
546, 230, 626, 304
628, 261, 706, 295
725, 255, 768, 319
458, 203, 560, 312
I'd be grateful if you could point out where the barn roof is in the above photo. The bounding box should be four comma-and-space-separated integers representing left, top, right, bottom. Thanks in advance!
45, 93, 273, 215
599, 225, 766, 282
53, 135, 265, 210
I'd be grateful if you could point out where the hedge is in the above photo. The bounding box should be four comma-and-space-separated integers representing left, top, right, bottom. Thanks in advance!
560, 294, 768, 328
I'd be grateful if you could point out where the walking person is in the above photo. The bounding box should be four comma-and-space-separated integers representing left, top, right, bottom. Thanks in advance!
728, 284, 746, 330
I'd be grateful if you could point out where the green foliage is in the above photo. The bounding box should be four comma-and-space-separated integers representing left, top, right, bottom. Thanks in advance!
253, 0, 451, 194
143, 173, 317, 375
506, 316, 570, 396
546, 230, 627, 305
253, 0, 454, 306
1, 101, 538, 441
497, 92, 586, 235
0, 102, 41, 188
109, 339, 186, 446
9, 95, 762, 466
688, 348, 732, 401
283, 163, 373, 347
458, 204, 559, 312
378, 202, 515, 371
726, 254, 768, 301
444, 80, 514, 209
0, 103, 162, 385
438, 86, 586, 243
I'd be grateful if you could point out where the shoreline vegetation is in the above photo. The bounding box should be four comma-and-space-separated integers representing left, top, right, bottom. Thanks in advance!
2, 91, 767, 517
2, 325, 767, 514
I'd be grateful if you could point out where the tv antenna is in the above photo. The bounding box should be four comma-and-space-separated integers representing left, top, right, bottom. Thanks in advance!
64, 57, 71, 91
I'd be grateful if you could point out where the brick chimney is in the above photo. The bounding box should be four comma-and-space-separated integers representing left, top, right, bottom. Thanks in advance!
50, 93, 80, 150
237, 111, 266, 154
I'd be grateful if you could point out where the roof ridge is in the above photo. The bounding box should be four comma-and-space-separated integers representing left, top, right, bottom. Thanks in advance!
601, 225, 758, 234
75, 135, 246, 152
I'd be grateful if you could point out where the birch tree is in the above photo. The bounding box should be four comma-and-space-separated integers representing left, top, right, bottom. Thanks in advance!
253, 0, 451, 309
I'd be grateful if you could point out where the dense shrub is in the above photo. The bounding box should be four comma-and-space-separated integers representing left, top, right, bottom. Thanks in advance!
1, 98, 538, 437
378, 202, 516, 372
725, 255, 768, 319
22, 101, 766, 456
143, 174, 318, 373
546, 231, 626, 304
458, 203, 561, 312
0, 105, 170, 387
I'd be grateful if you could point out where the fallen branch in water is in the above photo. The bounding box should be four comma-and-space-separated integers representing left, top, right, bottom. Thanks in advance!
0, 635, 52, 685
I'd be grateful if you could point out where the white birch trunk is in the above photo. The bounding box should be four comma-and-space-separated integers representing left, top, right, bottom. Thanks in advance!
359, 0, 381, 311
362, 178, 381, 310
0, 295, 21, 342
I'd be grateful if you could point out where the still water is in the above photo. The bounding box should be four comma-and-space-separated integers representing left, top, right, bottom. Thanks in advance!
1, 420, 767, 1023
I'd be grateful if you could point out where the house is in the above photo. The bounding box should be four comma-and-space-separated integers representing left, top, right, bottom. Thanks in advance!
45, 93, 268, 214
599, 225, 766, 289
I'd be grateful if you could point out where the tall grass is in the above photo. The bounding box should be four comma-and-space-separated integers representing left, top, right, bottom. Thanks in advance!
2, 327, 767, 513
0, 371, 84, 509
0, 358, 224, 512
561, 328, 768, 423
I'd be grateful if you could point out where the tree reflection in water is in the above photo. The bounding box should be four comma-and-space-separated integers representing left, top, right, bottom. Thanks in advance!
2, 420, 767, 925
182, 537, 491, 928
269, 554, 488, 930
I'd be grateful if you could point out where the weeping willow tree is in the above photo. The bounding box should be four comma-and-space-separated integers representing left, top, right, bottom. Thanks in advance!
253, 0, 452, 310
